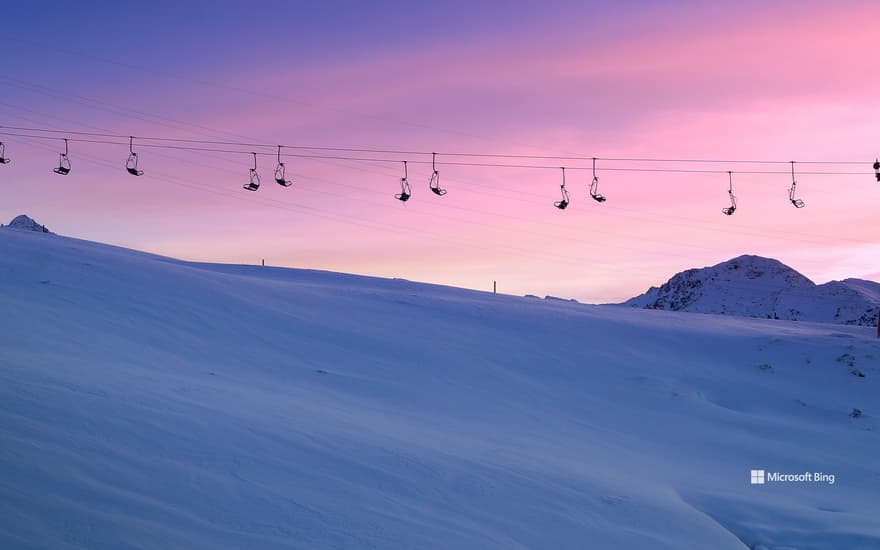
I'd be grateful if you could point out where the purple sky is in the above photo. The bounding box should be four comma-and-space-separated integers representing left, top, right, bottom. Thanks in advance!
1, 1, 879, 301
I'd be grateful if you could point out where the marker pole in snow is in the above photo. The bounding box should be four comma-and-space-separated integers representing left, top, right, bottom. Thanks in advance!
877, 310, 879, 338
493, 281, 496, 294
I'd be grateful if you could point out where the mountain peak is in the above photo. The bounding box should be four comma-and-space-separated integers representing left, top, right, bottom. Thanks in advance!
622, 255, 878, 326
715, 254, 810, 281
4, 215, 53, 234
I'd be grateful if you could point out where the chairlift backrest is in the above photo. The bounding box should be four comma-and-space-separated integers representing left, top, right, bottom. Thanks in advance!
590, 177, 606, 202
787, 162, 805, 208
125, 137, 144, 175
396, 177, 411, 202
244, 168, 261, 192
721, 173, 735, 214
54, 153, 71, 175
588, 158, 606, 201
722, 198, 736, 215
554, 182, 570, 209
54, 139, 71, 175
395, 161, 412, 202
789, 183, 804, 208
274, 146, 292, 187
125, 152, 143, 176
243, 152, 261, 191
429, 170, 446, 195
274, 163, 292, 187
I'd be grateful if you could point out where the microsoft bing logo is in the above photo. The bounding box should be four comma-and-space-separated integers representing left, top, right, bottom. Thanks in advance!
749, 468, 835, 485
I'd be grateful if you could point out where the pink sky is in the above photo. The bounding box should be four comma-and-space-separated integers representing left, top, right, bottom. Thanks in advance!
2, 2, 879, 302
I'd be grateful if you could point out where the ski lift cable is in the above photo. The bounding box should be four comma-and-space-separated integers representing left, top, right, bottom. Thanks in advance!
0, 124, 874, 167
9, 127, 725, 260
1, 75, 875, 201
1, 106, 862, 260
282, 148, 880, 250
7, 106, 871, 253
327, 150, 879, 253
6, 134, 600, 267
0, 130, 874, 177
3, 132, 866, 268
0, 110, 863, 246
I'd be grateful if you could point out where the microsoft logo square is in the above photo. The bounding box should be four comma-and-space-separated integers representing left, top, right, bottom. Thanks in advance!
750, 469, 765, 485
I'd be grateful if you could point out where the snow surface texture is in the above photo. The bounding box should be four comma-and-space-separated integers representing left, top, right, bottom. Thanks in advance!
4, 214, 52, 234
1, 229, 879, 549
623, 255, 880, 327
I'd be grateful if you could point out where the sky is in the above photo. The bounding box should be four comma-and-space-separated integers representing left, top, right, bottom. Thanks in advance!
1, 0, 878, 302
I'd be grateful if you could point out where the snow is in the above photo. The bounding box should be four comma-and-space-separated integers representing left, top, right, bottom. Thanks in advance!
1, 228, 879, 549
622, 255, 880, 327
5, 214, 52, 234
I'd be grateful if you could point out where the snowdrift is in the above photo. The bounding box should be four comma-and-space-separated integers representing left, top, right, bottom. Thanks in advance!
1, 227, 878, 549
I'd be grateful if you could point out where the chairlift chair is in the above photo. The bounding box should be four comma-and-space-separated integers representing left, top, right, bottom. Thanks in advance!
274, 145, 292, 187
395, 161, 411, 202
590, 177, 606, 202
126, 137, 143, 176
554, 167, 570, 209
428, 153, 446, 195
722, 199, 737, 215
0, 141, 10, 165
788, 161, 805, 208
53, 139, 71, 175
722, 171, 736, 215
243, 152, 261, 191
589, 158, 606, 202
874, 158, 880, 182
789, 185, 805, 208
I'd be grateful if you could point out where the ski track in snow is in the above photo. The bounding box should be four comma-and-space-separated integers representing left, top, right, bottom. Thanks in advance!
1, 228, 879, 549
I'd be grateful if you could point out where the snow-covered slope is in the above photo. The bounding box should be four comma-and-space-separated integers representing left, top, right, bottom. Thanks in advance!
623, 255, 880, 326
1, 230, 879, 549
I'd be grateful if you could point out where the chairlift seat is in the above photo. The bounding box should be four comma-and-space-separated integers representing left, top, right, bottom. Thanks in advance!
126, 167, 144, 176
0, 157, 9, 165
243, 182, 260, 191
274, 163, 292, 187
54, 166, 71, 175
396, 192, 411, 202
591, 193, 606, 203
554, 200, 569, 210
429, 171, 446, 196
722, 207, 735, 215
791, 199, 805, 208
